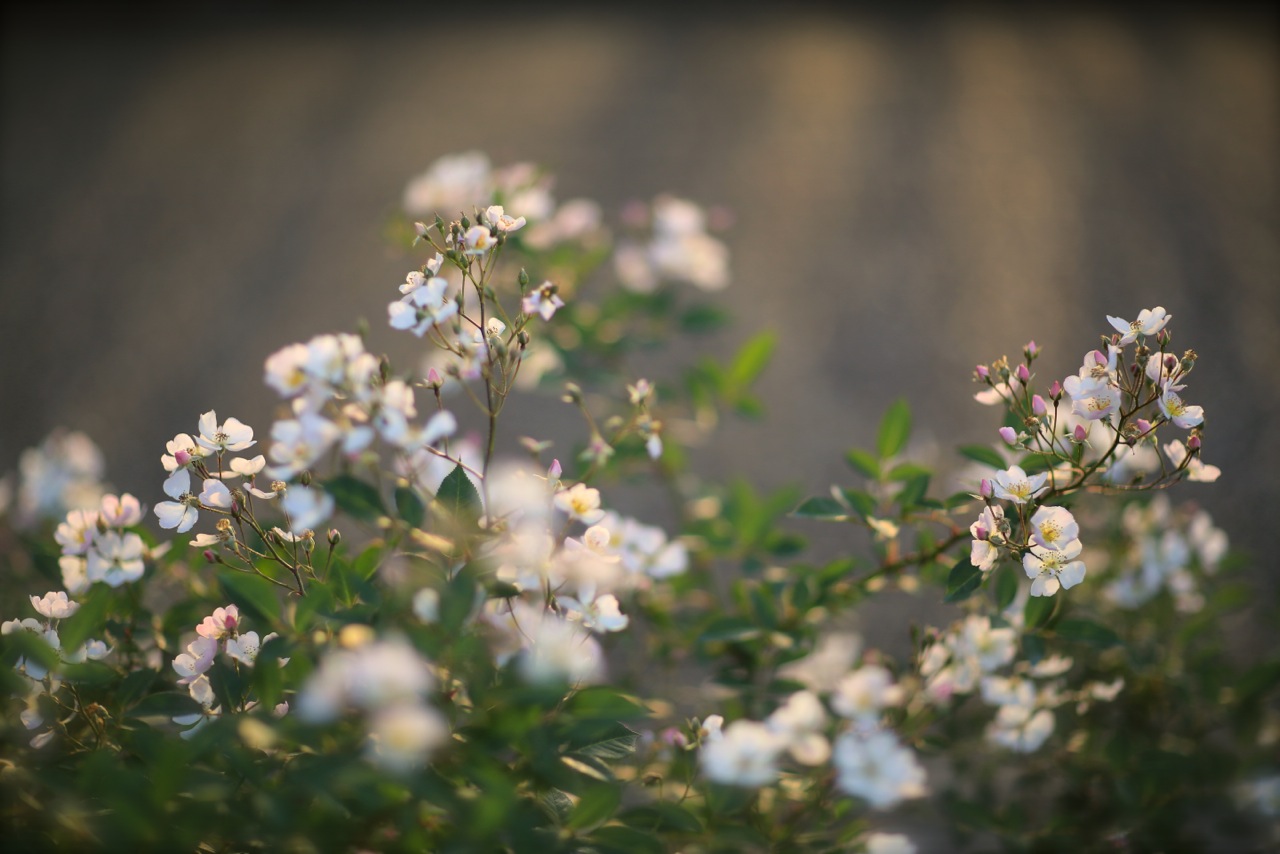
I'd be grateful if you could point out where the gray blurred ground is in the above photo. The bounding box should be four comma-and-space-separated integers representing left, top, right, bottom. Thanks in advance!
2, 6, 1277, 598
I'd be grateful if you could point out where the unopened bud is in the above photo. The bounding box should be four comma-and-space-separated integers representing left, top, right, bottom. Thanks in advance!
562, 382, 583, 404
548, 459, 563, 480
999, 426, 1018, 445
979, 479, 993, 499
413, 221, 429, 237
1024, 340, 1039, 359
1187, 434, 1201, 452
300, 471, 312, 487
1015, 364, 1030, 383
1031, 395, 1047, 417
518, 268, 530, 287
460, 215, 470, 229
203, 549, 217, 564
1134, 418, 1152, 436
426, 367, 443, 389
1180, 349, 1198, 372
1049, 380, 1063, 401
380, 355, 392, 383
1073, 424, 1088, 443
1094, 350, 1108, 367
1157, 329, 1171, 345
328, 528, 341, 547
974, 524, 989, 541
175, 449, 192, 467
975, 364, 990, 381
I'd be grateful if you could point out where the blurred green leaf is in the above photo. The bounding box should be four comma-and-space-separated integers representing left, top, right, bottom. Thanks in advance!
567, 688, 649, 721
896, 473, 931, 509
839, 489, 878, 521
219, 569, 283, 626
699, 617, 763, 644
944, 556, 983, 603
994, 563, 1019, 610
567, 783, 621, 829
958, 444, 1006, 470
58, 583, 114, 650
1024, 595, 1057, 630
1055, 618, 1120, 648
845, 447, 880, 478
726, 330, 776, 390
324, 474, 387, 522
877, 399, 911, 459
619, 803, 703, 834
792, 497, 847, 520
394, 485, 426, 528
589, 825, 666, 854
680, 303, 729, 333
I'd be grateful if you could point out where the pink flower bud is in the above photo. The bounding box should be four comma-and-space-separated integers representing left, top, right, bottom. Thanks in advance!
979, 479, 993, 498
1093, 350, 1108, 367
1073, 424, 1088, 442
1015, 364, 1031, 383
999, 426, 1017, 445
203, 549, 216, 564
1164, 354, 1178, 371
426, 368, 443, 388
975, 364, 990, 380
974, 524, 989, 541
1024, 340, 1039, 357
1049, 380, 1062, 400
548, 459, 562, 480
1031, 395, 1047, 416
1134, 418, 1152, 435
1187, 435, 1201, 451
175, 449, 192, 467
660, 727, 688, 748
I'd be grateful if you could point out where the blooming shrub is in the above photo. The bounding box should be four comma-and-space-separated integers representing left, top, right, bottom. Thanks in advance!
1, 153, 1277, 852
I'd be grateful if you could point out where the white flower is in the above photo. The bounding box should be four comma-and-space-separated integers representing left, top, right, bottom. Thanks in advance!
197, 605, 241, 640
1107, 306, 1171, 345
865, 833, 918, 854
172, 636, 218, 685
30, 591, 79, 620
226, 631, 278, 666
268, 413, 341, 479
699, 714, 725, 742
296, 637, 435, 724
767, 691, 832, 766
522, 281, 565, 321
86, 531, 146, 587
554, 483, 605, 525
955, 615, 1018, 673
1023, 539, 1086, 597
483, 204, 526, 234
701, 720, 786, 787
54, 509, 99, 555
832, 729, 927, 809
969, 504, 1004, 572
60, 555, 89, 596
263, 343, 311, 398
1029, 506, 1078, 550
412, 589, 440, 623
1070, 385, 1122, 421
462, 224, 496, 255
281, 485, 334, 534
557, 592, 630, 633
1163, 440, 1221, 483
198, 478, 233, 511
402, 151, 492, 217
517, 606, 606, 686
986, 703, 1055, 753
388, 276, 458, 337
99, 493, 144, 528
992, 465, 1048, 505
365, 703, 450, 773
195, 410, 256, 454
832, 666, 904, 726
1158, 383, 1204, 429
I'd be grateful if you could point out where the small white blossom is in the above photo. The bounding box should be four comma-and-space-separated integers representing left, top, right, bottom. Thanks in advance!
832, 666, 904, 726
992, 465, 1048, 505
1106, 306, 1171, 345
365, 703, 450, 773
30, 591, 79, 620
1158, 383, 1204, 429
1029, 506, 1078, 551
195, 411, 256, 454
701, 720, 786, 787
554, 483, 605, 525
832, 729, 927, 810
86, 531, 146, 587
1023, 539, 1086, 597
281, 486, 334, 534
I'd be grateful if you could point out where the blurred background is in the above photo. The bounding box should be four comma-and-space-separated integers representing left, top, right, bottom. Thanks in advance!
2, 4, 1276, 602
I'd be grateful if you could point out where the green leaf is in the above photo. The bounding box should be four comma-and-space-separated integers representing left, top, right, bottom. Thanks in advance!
60, 662, 117, 685
436, 464, 481, 519
440, 567, 479, 634
727, 331, 776, 389
1024, 595, 1057, 630
324, 474, 387, 522
1055, 618, 1120, 648
1022, 633, 1047, 665
572, 728, 640, 760
958, 444, 1007, 470
560, 754, 614, 782
944, 556, 983, 603
394, 485, 426, 528
128, 691, 203, 720
567, 784, 621, 830
57, 584, 114, 651
845, 448, 880, 478
896, 473, 931, 509
839, 489, 878, 521
887, 462, 932, 482
540, 789, 575, 824
588, 825, 666, 854
680, 303, 729, 333
218, 570, 283, 626
994, 563, 1019, 610
877, 399, 912, 459
2, 629, 60, 673
619, 803, 703, 834
567, 688, 649, 721
698, 617, 763, 645
792, 496, 847, 520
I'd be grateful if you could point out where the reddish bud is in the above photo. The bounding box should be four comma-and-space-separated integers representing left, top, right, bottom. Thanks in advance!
175, 449, 192, 467
979, 478, 993, 498
1032, 395, 1047, 416
1024, 340, 1039, 358
1074, 424, 1088, 442
1015, 364, 1031, 383
203, 549, 216, 564
1049, 380, 1063, 400
975, 364, 990, 380
1188, 435, 1201, 451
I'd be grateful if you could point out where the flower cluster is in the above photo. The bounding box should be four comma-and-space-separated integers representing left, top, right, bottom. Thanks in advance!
3, 591, 111, 748
296, 631, 448, 773
613, 194, 730, 293
55, 492, 154, 591
0, 429, 106, 528
1104, 495, 1228, 612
